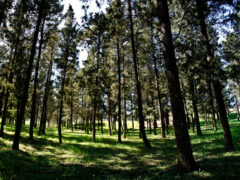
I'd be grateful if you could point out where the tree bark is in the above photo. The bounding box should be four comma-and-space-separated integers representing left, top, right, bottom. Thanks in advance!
157, 0, 198, 172
0, 63, 14, 137
0, 88, 5, 116
12, 0, 44, 150
39, 52, 53, 135
128, 0, 150, 148
150, 21, 165, 138
117, 38, 122, 143
30, 17, 45, 140
70, 91, 73, 132
123, 63, 127, 138
131, 93, 134, 134
108, 94, 112, 135
196, 0, 233, 150
235, 96, 240, 121
92, 35, 101, 142
188, 77, 202, 136
180, 78, 190, 129
207, 81, 217, 131
58, 43, 70, 144
151, 94, 157, 135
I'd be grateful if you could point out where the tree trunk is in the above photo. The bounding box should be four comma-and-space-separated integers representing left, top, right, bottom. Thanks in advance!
12, 0, 44, 150
70, 92, 73, 132
30, 17, 45, 140
191, 113, 195, 132
150, 20, 165, 138
196, 0, 233, 150
0, 71, 14, 137
207, 81, 217, 131
101, 114, 103, 134
165, 108, 169, 134
0, 22, 22, 137
235, 96, 240, 121
86, 104, 90, 134
92, 35, 101, 142
188, 77, 202, 136
117, 38, 122, 143
123, 83, 127, 138
128, 0, 150, 148
108, 94, 112, 135
157, 0, 198, 172
39, 46, 54, 135
0, 88, 5, 116
152, 94, 157, 135
0, 88, 9, 137
58, 45, 69, 143
131, 93, 134, 134
204, 105, 207, 127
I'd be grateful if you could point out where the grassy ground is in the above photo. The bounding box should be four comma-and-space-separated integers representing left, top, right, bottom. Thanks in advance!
0, 115, 240, 180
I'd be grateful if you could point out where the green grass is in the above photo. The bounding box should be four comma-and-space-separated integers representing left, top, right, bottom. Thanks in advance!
0, 115, 240, 179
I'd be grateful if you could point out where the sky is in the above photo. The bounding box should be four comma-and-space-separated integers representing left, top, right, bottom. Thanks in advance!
62, 0, 108, 68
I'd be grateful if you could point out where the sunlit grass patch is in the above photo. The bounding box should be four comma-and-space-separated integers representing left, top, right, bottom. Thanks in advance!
0, 114, 239, 179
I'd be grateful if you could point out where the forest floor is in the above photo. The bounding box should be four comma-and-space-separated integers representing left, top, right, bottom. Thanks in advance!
0, 114, 240, 180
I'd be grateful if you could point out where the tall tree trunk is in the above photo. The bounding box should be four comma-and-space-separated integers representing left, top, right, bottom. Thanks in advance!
150, 20, 165, 137
165, 108, 169, 134
128, 0, 150, 148
235, 96, 240, 121
188, 77, 202, 136
0, 88, 9, 137
204, 104, 208, 127
86, 104, 90, 134
117, 38, 122, 143
108, 94, 112, 135
157, 0, 198, 172
151, 94, 157, 135
58, 46, 69, 144
30, 17, 45, 140
180, 78, 190, 129
0, 88, 5, 116
12, 0, 44, 150
34, 100, 40, 128
101, 114, 103, 134
70, 91, 73, 131
0, 22, 22, 137
123, 66, 127, 138
39, 45, 54, 135
92, 35, 101, 142
0, 68, 14, 137
207, 81, 217, 131
131, 93, 134, 133
196, 0, 233, 150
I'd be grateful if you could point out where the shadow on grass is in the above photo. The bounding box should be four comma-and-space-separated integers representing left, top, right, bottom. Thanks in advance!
0, 116, 240, 179
0, 138, 178, 179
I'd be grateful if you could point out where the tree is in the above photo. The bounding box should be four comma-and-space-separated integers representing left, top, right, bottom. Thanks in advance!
195, 0, 233, 150
156, 0, 199, 172
127, 0, 150, 148
12, 0, 46, 150
39, 30, 59, 135
56, 5, 79, 143
30, 0, 63, 139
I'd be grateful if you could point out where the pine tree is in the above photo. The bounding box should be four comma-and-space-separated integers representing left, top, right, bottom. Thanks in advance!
12, 0, 46, 150
195, 0, 234, 150
56, 5, 79, 143
156, 0, 199, 172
